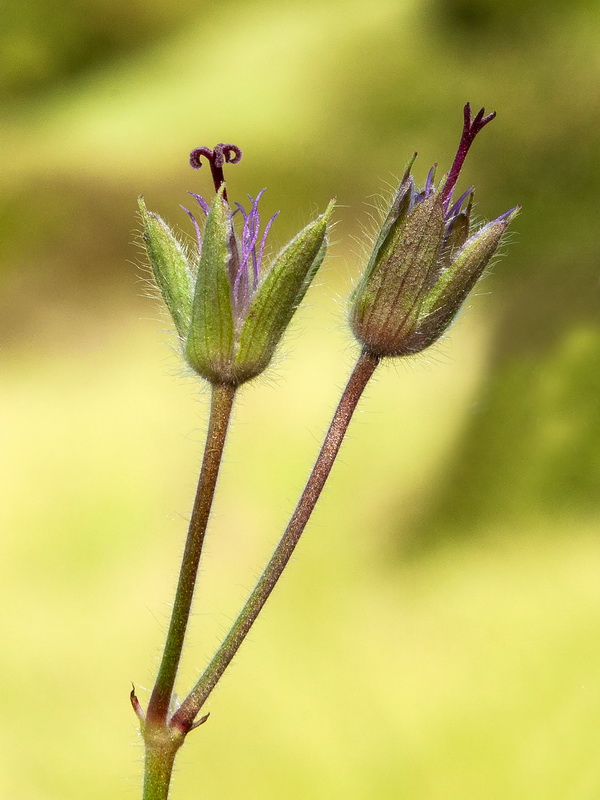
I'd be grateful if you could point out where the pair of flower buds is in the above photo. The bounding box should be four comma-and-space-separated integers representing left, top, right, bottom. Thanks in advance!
139, 105, 518, 386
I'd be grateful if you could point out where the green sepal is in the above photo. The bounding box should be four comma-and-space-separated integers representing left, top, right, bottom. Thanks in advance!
234, 199, 335, 383
351, 192, 445, 356
406, 210, 518, 353
419, 213, 515, 324
357, 174, 414, 298
185, 187, 235, 384
138, 197, 193, 339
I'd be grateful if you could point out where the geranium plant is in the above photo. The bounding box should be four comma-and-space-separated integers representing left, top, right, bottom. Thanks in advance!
133, 104, 519, 799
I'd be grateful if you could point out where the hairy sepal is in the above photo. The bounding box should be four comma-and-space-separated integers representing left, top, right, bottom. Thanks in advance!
138, 197, 193, 339
185, 187, 235, 384
234, 200, 335, 383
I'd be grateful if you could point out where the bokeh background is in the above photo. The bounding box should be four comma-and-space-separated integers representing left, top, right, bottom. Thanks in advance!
2, 0, 600, 797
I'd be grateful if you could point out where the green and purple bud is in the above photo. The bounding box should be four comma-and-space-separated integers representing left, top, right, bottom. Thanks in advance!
350, 104, 520, 357
139, 143, 334, 385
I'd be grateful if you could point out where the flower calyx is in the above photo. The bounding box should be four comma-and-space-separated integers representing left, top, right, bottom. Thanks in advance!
139, 144, 335, 385
350, 103, 520, 358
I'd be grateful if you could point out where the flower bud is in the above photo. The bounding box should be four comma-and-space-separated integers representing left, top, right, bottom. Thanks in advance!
350, 104, 519, 357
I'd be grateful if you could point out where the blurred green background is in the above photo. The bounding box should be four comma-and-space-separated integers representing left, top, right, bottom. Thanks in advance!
2, 0, 600, 797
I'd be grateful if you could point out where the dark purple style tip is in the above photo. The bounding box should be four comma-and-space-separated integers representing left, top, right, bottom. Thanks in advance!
441, 103, 496, 209
189, 143, 243, 202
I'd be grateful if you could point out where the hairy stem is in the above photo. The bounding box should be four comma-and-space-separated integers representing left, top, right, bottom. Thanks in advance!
146, 382, 236, 724
172, 349, 380, 729
142, 728, 181, 800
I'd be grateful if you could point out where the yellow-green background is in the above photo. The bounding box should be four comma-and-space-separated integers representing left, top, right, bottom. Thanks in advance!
2, 0, 600, 797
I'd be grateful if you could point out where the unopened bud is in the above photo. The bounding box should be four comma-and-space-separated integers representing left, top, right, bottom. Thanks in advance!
350, 104, 520, 357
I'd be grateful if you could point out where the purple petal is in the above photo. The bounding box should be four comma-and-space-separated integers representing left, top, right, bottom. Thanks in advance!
229, 187, 278, 311
234, 202, 247, 220
242, 192, 264, 286
180, 205, 202, 253
256, 211, 279, 282
189, 192, 210, 215
424, 164, 437, 197
233, 260, 249, 311
446, 186, 473, 221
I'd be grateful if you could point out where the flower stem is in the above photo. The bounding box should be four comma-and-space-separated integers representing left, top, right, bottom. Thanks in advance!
146, 382, 236, 725
172, 349, 380, 730
142, 727, 181, 800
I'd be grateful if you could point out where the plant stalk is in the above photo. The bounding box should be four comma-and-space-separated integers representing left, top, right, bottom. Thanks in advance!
172, 348, 380, 730
142, 728, 182, 800
146, 382, 236, 725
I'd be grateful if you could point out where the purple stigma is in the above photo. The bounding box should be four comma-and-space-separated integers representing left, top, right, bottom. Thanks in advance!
189, 143, 243, 203
441, 103, 496, 210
